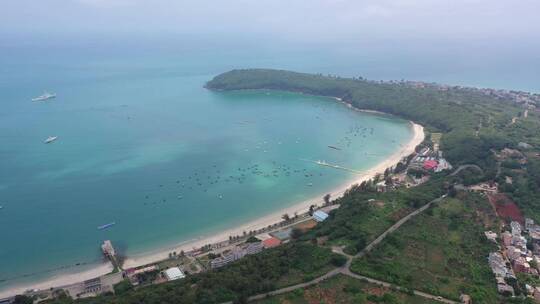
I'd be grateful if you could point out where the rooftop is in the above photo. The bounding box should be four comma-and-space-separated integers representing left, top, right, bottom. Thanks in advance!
164, 267, 185, 281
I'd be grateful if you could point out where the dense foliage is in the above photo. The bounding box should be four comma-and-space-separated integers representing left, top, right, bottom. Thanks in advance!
48, 243, 337, 304
256, 274, 438, 304
41, 69, 540, 303
351, 192, 499, 303
303, 174, 447, 254
207, 69, 540, 218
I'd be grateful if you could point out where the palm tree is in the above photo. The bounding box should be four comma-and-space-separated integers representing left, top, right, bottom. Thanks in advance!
323, 194, 331, 205
282, 213, 290, 222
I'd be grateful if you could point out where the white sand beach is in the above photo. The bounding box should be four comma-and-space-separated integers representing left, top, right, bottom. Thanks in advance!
0, 263, 113, 299
0, 121, 424, 299
122, 121, 424, 268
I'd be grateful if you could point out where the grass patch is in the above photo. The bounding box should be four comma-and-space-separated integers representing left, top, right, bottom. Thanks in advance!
255, 274, 438, 304
351, 192, 499, 303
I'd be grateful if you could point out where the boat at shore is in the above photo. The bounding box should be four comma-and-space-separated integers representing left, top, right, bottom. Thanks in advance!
44, 136, 58, 144
97, 222, 116, 230
32, 92, 56, 102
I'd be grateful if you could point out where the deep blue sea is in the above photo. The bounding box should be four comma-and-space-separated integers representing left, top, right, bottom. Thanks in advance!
0, 35, 538, 292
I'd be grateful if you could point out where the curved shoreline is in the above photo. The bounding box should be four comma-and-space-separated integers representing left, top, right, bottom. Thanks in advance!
123, 121, 424, 268
0, 104, 424, 299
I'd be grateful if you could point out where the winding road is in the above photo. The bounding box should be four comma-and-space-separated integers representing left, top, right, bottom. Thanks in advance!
450, 164, 484, 176
223, 194, 458, 304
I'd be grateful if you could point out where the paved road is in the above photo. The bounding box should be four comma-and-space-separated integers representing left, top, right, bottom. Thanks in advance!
222, 194, 458, 304
342, 270, 457, 304
354, 195, 445, 260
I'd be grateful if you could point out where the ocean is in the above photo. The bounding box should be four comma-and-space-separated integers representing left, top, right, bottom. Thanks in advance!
0, 35, 537, 292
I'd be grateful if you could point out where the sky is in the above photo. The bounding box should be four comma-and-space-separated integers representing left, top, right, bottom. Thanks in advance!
1, 0, 539, 44
1, 0, 539, 92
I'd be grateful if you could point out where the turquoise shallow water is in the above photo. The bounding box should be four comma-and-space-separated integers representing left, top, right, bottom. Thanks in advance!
0, 46, 414, 291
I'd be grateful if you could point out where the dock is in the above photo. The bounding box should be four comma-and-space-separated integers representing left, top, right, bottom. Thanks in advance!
300, 159, 362, 174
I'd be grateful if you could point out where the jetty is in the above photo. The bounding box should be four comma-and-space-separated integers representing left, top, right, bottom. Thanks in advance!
300, 159, 362, 174
101, 240, 121, 272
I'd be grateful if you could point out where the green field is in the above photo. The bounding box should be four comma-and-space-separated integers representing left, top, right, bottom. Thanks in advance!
304, 175, 447, 255
351, 193, 499, 303
255, 274, 438, 304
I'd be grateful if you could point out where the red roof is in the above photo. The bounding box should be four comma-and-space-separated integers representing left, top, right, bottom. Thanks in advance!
423, 160, 438, 170
262, 237, 281, 248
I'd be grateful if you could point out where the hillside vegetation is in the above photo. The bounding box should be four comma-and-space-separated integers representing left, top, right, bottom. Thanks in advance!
40, 69, 540, 303
207, 69, 540, 218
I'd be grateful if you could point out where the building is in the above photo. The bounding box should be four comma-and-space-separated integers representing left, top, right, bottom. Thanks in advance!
513, 257, 530, 273
164, 267, 185, 281
501, 231, 512, 246
484, 231, 497, 243
459, 294, 472, 304
434, 158, 452, 172
262, 237, 281, 249
210, 242, 263, 269
423, 159, 438, 171
244, 241, 263, 255
511, 221, 522, 236
271, 228, 292, 241
468, 182, 498, 194
497, 283, 515, 296
525, 218, 535, 231
534, 287, 540, 302
506, 246, 523, 260
518, 142, 532, 150
312, 210, 329, 222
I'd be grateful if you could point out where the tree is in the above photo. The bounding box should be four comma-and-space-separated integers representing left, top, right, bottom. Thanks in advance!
309, 204, 316, 216
323, 194, 331, 205
282, 213, 290, 222
13, 295, 33, 304
290, 228, 303, 240
330, 254, 347, 267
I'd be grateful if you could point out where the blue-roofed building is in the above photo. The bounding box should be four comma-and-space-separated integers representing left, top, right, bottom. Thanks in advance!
313, 210, 329, 222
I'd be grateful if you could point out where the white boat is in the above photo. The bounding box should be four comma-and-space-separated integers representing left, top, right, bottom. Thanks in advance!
44, 136, 58, 144
32, 92, 56, 102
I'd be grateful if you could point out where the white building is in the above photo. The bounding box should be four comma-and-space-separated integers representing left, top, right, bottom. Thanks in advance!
164, 267, 185, 281
313, 210, 329, 222
511, 221, 522, 236
210, 242, 263, 269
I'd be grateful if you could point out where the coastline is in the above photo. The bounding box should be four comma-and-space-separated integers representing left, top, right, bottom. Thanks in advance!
0, 263, 113, 299
123, 121, 424, 268
0, 120, 424, 299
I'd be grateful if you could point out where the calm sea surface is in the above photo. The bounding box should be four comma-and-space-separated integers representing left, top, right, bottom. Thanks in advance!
0, 37, 536, 291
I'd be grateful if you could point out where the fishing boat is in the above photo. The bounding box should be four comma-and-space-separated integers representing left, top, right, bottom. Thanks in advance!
32, 92, 56, 102
327, 145, 341, 150
97, 222, 116, 230
44, 136, 58, 144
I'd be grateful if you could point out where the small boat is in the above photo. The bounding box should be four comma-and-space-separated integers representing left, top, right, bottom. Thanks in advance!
44, 136, 58, 144
328, 145, 341, 151
97, 222, 116, 230
32, 92, 56, 102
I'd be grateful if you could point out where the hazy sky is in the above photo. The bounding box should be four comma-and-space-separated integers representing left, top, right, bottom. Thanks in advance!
2, 0, 539, 43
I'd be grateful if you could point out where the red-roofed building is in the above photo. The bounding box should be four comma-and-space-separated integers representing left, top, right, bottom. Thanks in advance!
262, 237, 281, 249
423, 160, 438, 171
